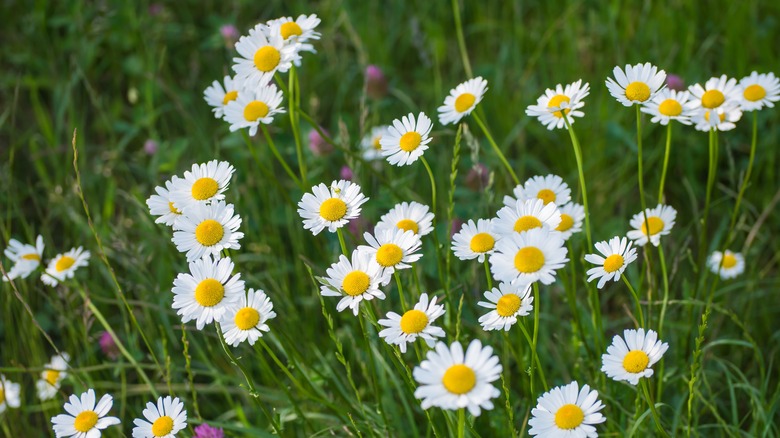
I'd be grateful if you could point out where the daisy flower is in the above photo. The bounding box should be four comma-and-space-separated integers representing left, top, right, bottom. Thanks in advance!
297, 180, 369, 236
51, 389, 120, 438
585, 237, 638, 289
525, 80, 590, 130
146, 176, 183, 227
169, 160, 235, 212
602, 328, 669, 385
42, 247, 90, 287
494, 199, 562, 237
379, 112, 433, 166
220, 288, 276, 347
626, 204, 677, 247
378, 293, 446, 353
37, 353, 70, 401
320, 251, 390, 315
232, 25, 298, 89
413, 339, 502, 416
267, 14, 321, 60
172, 255, 244, 330
224, 84, 285, 136
358, 228, 423, 276
375, 201, 435, 237
203, 75, 243, 119
3, 234, 44, 281
437, 77, 488, 125
555, 202, 585, 240
360, 125, 388, 161
451, 219, 500, 263
528, 381, 606, 437
519, 174, 571, 207
739, 71, 780, 111
172, 200, 243, 262
0, 375, 21, 413
641, 89, 698, 125
694, 104, 742, 132
490, 227, 568, 285
605, 62, 666, 106
688, 74, 742, 112
707, 250, 745, 279
477, 282, 533, 331
132, 396, 187, 438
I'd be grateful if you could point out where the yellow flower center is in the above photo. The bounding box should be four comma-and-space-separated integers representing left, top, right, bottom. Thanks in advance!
195, 219, 224, 246
55, 256, 76, 272
514, 216, 543, 233
400, 309, 429, 334
658, 99, 682, 116
342, 271, 370, 296
536, 189, 556, 204
22, 253, 41, 261
0, 387, 4, 404
254, 46, 281, 72
235, 307, 260, 330
701, 89, 725, 109
547, 94, 571, 118
168, 202, 181, 215
396, 219, 419, 234
244, 100, 270, 121
454, 93, 476, 113
319, 198, 347, 222
496, 294, 522, 317
554, 404, 585, 430
152, 416, 174, 437
721, 253, 737, 269
641, 216, 664, 236
372, 136, 382, 150
191, 177, 219, 200
280, 21, 303, 39
623, 350, 650, 373
556, 214, 574, 232
222, 90, 238, 105
74, 410, 98, 433
743, 84, 766, 102
194, 278, 225, 307
603, 254, 625, 273
44, 370, 60, 385
441, 364, 476, 395
399, 132, 422, 152
376, 244, 403, 267
625, 81, 651, 102
469, 233, 495, 253
514, 247, 545, 273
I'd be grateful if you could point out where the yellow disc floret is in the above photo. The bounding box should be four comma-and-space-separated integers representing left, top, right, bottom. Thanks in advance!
701, 89, 725, 109
254, 46, 281, 72
55, 256, 76, 272
396, 219, 419, 234
152, 416, 174, 437
399, 132, 422, 152
547, 94, 571, 118
743, 84, 766, 102
514, 216, 543, 233
603, 254, 625, 273
556, 214, 574, 232
342, 271, 370, 296
280, 22, 303, 40
235, 307, 261, 330
622, 350, 650, 373
641, 217, 664, 236
222, 90, 238, 105
319, 198, 348, 221
194, 278, 225, 307
191, 177, 219, 200
721, 253, 737, 269
441, 364, 476, 395
496, 294, 522, 317
195, 219, 224, 246
22, 253, 42, 261
44, 370, 60, 385
376, 244, 403, 267
469, 233, 495, 253
554, 404, 585, 430
625, 81, 651, 102
454, 93, 476, 113
658, 99, 683, 116
514, 247, 545, 273
537, 189, 556, 204
244, 100, 270, 121
74, 411, 98, 433
400, 309, 429, 334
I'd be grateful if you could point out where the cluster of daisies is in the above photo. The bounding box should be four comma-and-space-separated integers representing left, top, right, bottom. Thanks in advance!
2, 235, 90, 287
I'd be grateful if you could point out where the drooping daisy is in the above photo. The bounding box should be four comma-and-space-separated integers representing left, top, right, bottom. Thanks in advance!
2, 234, 44, 282
451, 219, 500, 263
51, 389, 120, 438
172, 255, 244, 330
602, 328, 669, 385
378, 293, 446, 353
0, 375, 21, 413
555, 202, 585, 240
146, 176, 183, 227
585, 236, 638, 289
688, 74, 742, 112
169, 160, 235, 212
707, 250, 745, 279
36, 353, 70, 401
490, 227, 568, 285
358, 228, 423, 276
641, 89, 698, 125
320, 251, 390, 315
739, 71, 780, 111
375, 201, 435, 237
360, 125, 388, 161
203, 75, 243, 119
267, 14, 321, 59
528, 381, 606, 437
694, 104, 743, 132
494, 199, 562, 237
42, 247, 90, 287
437, 77, 488, 125
626, 204, 677, 247
297, 180, 369, 236
132, 396, 187, 438
223, 84, 285, 136
172, 200, 243, 262
220, 288, 276, 347
605, 62, 666, 106
477, 282, 533, 331
232, 25, 298, 89
519, 174, 571, 207
379, 112, 433, 166
525, 80, 590, 130
413, 339, 502, 416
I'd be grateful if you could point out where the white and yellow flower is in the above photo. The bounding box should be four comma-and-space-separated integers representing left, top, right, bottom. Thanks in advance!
490, 227, 568, 285
358, 228, 423, 276
555, 202, 585, 240
297, 180, 369, 236
519, 174, 571, 207
0, 375, 21, 413
223, 84, 285, 136
605, 62, 666, 106
528, 381, 606, 437
3, 234, 44, 282
585, 236, 638, 289
360, 125, 389, 161
602, 328, 668, 385
220, 288, 276, 347
688, 74, 742, 112
380, 112, 433, 166
42, 248, 90, 287
172, 200, 243, 262
320, 251, 389, 315
146, 176, 182, 227
170, 160, 236, 211
172, 255, 244, 330
132, 396, 187, 438
232, 25, 298, 89
626, 204, 677, 247
437, 77, 488, 125
640, 89, 698, 125
378, 293, 446, 353
203, 75, 243, 119
525, 80, 590, 130
739, 71, 780, 111
694, 104, 742, 132
707, 250, 745, 280
477, 282, 533, 331
494, 198, 561, 237
51, 389, 120, 437
375, 201, 434, 237
267, 14, 321, 61
451, 219, 500, 263
36, 353, 70, 401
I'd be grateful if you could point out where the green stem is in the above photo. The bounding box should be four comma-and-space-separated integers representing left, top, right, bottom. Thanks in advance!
457, 408, 466, 438
420, 156, 437, 216
421, 155, 448, 302
642, 379, 670, 438
530, 283, 541, 396
336, 228, 349, 256
636, 105, 648, 213
657, 245, 670, 337
260, 124, 304, 190
472, 112, 520, 185
483, 258, 493, 290
724, 111, 758, 248
518, 317, 548, 391
394, 271, 408, 311
657, 122, 673, 202
622, 275, 645, 328
561, 114, 593, 250
450, 0, 473, 78
288, 66, 308, 186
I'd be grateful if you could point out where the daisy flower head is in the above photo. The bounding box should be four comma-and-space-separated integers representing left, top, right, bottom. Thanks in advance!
640, 89, 698, 125
320, 251, 390, 315
605, 62, 666, 106
267, 14, 321, 60
627, 204, 676, 247
378, 293, 446, 353
223, 83, 285, 136
555, 202, 585, 240
358, 228, 423, 276
739, 71, 780, 111
51, 389, 120, 438
169, 160, 235, 212
172, 200, 243, 262
490, 227, 568, 285
37, 353, 70, 401
688, 74, 742, 111
375, 201, 435, 237
585, 237, 638, 289
437, 76, 488, 125
297, 180, 369, 236
42, 247, 90, 287
232, 24, 298, 89
707, 250, 745, 279
3, 234, 44, 282
451, 219, 500, 263
172, 255, 244, 330
602, 328, 669, 385
525, 80, 590, 130
413, 339, 502, 416
132, 396, 187, 438
477, 282, 533, 331
379, 112, 433, 166
0, 375, 21, 413
528, 381, 606, 437
203, 75, 243, 119
146, 176, 182, 227
694, 103, 742, 132
494, 198, 562, 237
220, 288, 276, 347
520, 174, 572, 207
360, 125, 389, 161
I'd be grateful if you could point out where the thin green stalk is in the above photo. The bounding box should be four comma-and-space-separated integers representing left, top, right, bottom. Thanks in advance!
530, 283, 541, 396
394, 271, 408, 311
724, 111, 758, 248
622, 275, 645, 328
699, 129, 718, 267
420, 156, 438, 216
288, 66, 308, 186
483, 258, 493, 290
450, 0, 473, 78
260, 124, 304, 190
636, 105, 648, 214
336, 228, 349, 256
658, 122, 673, 202
420, 156, 447, 294
562, 244, 594, 360
518, 317, 548, 391
656, 245, 670, 337
457, 408, 466, 438
561, 115, 592, 249
472, 112, 520, 185
642, 379, 670, 438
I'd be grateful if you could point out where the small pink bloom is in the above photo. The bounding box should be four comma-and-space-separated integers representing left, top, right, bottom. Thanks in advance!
308, 128, 333, 156
365, 65, 388, 100
666, 74, 685, 92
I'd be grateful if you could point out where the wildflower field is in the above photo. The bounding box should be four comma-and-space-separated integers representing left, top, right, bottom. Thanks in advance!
3, 0, 780, 436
